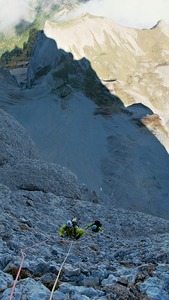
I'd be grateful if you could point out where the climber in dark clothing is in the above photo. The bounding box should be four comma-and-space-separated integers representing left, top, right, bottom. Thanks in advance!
85, 220, 104, 232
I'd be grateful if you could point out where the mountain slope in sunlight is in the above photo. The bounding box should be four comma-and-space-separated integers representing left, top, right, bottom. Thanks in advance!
43, 14, 169, 150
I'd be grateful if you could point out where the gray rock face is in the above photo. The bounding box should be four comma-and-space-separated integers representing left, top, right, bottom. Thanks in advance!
0, 108, 80, 198
26, 31, 59, 87
0, 67, 18, 87
0, 108, 39, 166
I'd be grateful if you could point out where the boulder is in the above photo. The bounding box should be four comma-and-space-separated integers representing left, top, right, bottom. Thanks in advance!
1, 159, 81, 198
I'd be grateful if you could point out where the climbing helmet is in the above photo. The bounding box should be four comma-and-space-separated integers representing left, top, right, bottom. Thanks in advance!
91, 224, 97, 230
66, 220, 73, 227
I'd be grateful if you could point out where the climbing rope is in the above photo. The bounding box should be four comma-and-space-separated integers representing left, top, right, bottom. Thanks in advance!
49, 241, 73, 300
9, 238, 52, 300
49, 236, 93, 299
9, 235, 92, 300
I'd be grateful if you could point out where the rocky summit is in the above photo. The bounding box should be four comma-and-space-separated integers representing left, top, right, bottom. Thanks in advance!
0, 11, 169, 300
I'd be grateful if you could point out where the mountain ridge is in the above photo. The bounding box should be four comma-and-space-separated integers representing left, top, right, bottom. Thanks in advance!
43, 13, 169, 151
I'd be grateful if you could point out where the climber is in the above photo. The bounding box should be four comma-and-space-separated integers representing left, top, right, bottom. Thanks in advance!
58, 220, 84, 240
85, 220, 104, 233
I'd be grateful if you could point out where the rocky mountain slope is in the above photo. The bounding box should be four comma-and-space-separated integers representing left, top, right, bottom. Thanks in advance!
43, 14, 169, 150
25, 13, 169, 124
1, 14, 169, 220
1, 13, 169, 299
1, 107, 169, 299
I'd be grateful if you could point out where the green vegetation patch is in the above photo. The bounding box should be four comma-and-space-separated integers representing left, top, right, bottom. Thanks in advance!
0, 28, 40, 69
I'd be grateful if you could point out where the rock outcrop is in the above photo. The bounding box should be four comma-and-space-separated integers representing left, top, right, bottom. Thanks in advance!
1, 159, 81, 198
0, 108, 38, 166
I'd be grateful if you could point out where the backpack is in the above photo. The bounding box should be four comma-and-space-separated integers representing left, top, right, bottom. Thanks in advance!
71, 217, 79, 227
94, 220, 102, 227
71, 217, 80, 239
